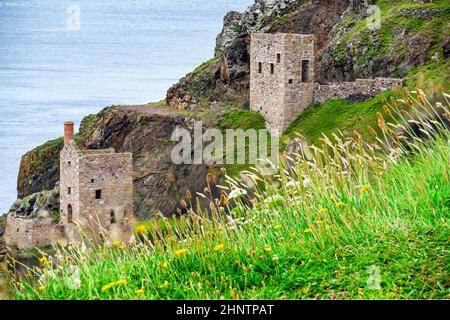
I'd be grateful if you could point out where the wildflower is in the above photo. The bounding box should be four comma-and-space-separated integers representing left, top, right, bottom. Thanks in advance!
115, 279, 128, 285
159, 281, 169, 288
303, 178, 312, 188
335, 201, 345, 208
263, 247, 271, 253
175, 248, 188, 257
228, 188, 247, 200
161, 262, 168, 269
135, 225, 147, 234
304, 228, 313, 234
136, 289, 145, 295
274, 224, 282, 230
360, 184, 370, 194
112, 240, 121, 248
285, 181, 300, 188
264, 195, 283, 206
214, 244, 224, 252
319, 208, 327, 214
330, 195, 336, 201
102, 282, 115, 291
39, 286, 45, 292
38, 256, 49, 267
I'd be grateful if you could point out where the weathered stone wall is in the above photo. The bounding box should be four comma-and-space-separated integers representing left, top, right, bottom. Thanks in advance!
313, 78, 403, 104
77, 150, 133, 239
250, 33, 285, 134
250, 33, 315, 134
283, 34, 314, 132
3, 215, 63, 249
60, 139, 133, 244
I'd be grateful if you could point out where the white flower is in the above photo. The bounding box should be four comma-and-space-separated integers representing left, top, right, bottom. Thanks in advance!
228, 188, 247, 200
303, 177, 312, 188
285, 181, 301, 188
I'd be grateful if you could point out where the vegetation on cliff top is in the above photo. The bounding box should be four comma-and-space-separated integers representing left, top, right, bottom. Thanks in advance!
10, 90, 450, 300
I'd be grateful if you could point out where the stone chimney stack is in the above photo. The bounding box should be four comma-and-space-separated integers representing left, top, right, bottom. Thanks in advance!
64, 121, 74, 145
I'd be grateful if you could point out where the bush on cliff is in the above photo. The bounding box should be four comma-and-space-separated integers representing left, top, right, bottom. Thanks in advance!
10, 89, 450, 300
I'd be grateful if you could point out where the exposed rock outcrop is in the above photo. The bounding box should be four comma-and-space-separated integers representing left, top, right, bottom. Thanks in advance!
167, 0, 351, 111
9, 186, 60, 221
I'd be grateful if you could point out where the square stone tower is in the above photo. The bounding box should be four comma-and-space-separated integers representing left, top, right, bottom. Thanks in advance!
250, 33, 315, 134
60, 122, 133, 243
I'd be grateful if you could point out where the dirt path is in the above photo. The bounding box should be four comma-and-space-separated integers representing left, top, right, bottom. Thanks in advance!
123, 104, 186, 118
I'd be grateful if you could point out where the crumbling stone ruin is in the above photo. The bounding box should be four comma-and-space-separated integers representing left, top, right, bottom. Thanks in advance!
4, 122, 134, 249
250, 33, 403, 134
60, 121, 134, 244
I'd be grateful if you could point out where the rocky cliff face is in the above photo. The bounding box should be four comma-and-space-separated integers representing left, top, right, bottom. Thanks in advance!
14, 105, 209, 220
167, 0, 449, 109
166, 0, 352, 110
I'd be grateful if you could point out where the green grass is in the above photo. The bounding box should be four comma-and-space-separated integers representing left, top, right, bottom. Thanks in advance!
282, 90, 400, 146
9, 90, 450, 300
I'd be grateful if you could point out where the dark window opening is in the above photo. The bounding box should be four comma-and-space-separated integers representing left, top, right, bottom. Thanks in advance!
67, 204, 73, 223
16, 228, 19, 232
258, 62, 262, 74
68, 187, 72, 195
277, 53, 281, 63
301, 60, 310, 83
288, 79, 293, 84
110, 210, 116, 224
270, 63, 274, 75
68, 161, 72, 167
95, 189, 102, 200
91, 178, 95, 183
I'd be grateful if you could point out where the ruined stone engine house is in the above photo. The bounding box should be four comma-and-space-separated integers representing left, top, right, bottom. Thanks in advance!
250, 33, 403, 134
60, 121, 133, 243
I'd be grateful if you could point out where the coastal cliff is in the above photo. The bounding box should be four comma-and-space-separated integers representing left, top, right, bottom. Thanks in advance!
8, 0, 450, 221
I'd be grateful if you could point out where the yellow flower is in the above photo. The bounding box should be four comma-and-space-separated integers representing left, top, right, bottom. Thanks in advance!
39, 286, 45, 292
330, 195, 336, 201
102, 283, 114, 291
175, 248, 188, 257
304, 228, 313, 233
163, 281, 169, 287
115, 279, 128, 285
273, 225, 282, 230
38, 256, 49, 267
102, 279, 128, 291
360, 184, 370, 194
161, 262, 168, 269
319, 208, 327, 214
335, 201, 345, 208
112, 240, 121, 248
214, 244, 224, 252
135, 225, 147, 234
263, 247, 271, 253
135, 289, 145, 295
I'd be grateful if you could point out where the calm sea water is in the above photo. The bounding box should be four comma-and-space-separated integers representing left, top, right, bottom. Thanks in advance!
0, 0, 253, 213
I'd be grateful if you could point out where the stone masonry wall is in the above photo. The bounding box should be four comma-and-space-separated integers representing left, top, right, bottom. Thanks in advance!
77, 150, 133, 242
3, 215, 63, 249
250, 33, 286, 134
250, 33, 315, 134
313, 78, 403, 104
283, 34, 314, 132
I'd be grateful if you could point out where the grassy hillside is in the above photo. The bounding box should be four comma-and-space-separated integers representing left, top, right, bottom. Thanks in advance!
10, 90, 449, 300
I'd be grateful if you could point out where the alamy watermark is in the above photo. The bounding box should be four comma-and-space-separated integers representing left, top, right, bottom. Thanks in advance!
66, 5, 81, 30
170, 121, 280, 173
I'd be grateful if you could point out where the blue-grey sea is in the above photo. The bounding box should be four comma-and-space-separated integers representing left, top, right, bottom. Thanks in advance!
0, 0, 252, 213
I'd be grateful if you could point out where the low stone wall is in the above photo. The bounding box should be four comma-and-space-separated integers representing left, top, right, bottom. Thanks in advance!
3, 215, 64, 249
313, 78, 403, 104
